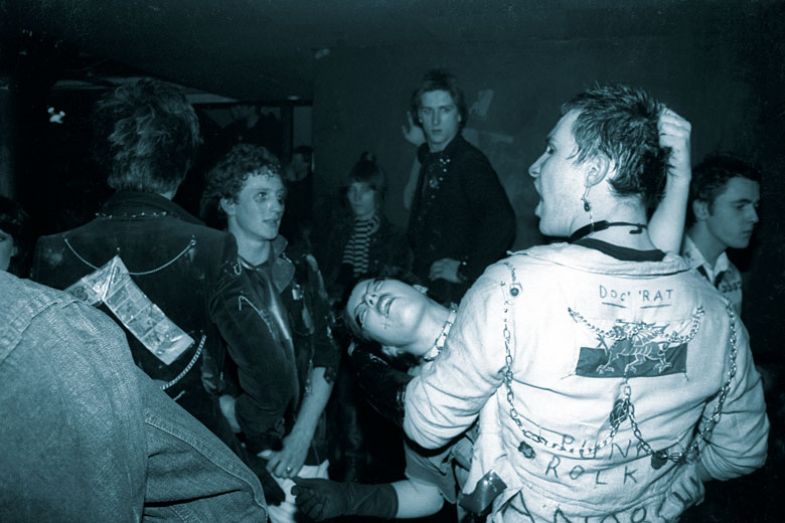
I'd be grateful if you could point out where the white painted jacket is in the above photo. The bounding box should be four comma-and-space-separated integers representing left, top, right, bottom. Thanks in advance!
404, 243, 768, 522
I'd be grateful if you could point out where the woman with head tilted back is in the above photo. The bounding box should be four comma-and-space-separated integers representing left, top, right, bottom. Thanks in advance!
294, 101, 702, 520
294, 277, 464, 520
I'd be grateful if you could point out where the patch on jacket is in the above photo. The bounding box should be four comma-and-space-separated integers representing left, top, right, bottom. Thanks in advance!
568, 308, 704, 378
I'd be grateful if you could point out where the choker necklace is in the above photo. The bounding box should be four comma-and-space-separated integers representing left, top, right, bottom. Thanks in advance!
421, 307, 458, 362
568, 221, 647, 243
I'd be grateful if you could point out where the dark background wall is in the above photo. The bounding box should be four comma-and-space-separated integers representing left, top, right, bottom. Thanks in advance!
312, 15, 785, 361
2, 3, 782, 360
313, 34, 768, 247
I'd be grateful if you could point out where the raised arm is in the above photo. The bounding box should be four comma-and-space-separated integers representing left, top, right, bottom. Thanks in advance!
649, 108, 692, 253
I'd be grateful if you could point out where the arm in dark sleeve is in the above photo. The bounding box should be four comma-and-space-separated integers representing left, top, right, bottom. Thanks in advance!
210, 240, 298, 450
459, 154, 516, 282
382, 228, 413, 279
303, 254, 340, 380
351, 347, 413, 427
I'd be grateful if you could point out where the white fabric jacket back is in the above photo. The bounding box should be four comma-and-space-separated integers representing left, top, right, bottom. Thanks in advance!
404, 243, 768, 522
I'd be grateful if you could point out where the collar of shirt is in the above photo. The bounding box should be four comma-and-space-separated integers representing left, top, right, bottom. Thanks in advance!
682, 235, 731, 284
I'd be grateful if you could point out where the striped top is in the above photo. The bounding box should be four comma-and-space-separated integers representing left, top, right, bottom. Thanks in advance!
341, 214, 380, 277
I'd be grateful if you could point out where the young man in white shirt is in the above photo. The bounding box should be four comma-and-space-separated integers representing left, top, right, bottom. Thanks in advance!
682, 154, 761, 313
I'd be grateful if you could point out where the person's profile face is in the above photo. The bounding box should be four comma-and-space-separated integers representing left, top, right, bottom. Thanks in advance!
704, 176, 760, 250
0, 228, 16, 272
417, 90, 461, 152
528, 110, 586, 237
347, 182, 377, 220
346, 278, 429, 347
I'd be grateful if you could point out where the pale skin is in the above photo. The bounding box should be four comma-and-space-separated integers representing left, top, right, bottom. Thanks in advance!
530, 107, 693, 251
405, 104, 691, 283
649, 107, 692, 253
317, 106, 696, 518
222, 172, 334, 479
345, 277, 450, 517
687, 177, 760, 267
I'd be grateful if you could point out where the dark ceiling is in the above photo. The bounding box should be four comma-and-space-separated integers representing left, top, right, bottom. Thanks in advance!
2, 0, 779, 103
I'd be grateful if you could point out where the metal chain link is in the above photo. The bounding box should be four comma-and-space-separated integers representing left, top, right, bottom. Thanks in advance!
501, 261, 740, 465
65, 236, 197, 275
624, 302, 739, 464
161, 334, 206, 391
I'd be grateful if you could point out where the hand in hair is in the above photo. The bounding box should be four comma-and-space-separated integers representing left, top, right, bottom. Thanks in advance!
658, 107, 692, 185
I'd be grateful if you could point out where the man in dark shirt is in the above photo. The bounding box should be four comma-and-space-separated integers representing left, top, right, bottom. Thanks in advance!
201, 143, 340, 523
407, 69, 516, 305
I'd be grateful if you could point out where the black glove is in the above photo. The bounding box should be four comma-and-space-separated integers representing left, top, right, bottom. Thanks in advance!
351, 347, 413, 427
244, 452, 286, 506
292, 478, 398, 520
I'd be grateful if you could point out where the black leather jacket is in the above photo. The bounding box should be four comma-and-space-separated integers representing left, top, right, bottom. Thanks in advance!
31, 191, 253, 434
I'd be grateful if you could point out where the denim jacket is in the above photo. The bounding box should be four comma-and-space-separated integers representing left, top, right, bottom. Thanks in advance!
405, 242, 768, 522
0, 272, 267, 522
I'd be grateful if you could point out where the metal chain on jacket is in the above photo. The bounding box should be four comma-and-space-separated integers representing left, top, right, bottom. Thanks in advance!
500, 260, 740, 467
64, 236, 197, 275
161, 334, 206, 391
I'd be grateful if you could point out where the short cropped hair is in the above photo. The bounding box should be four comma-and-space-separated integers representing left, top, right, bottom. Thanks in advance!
688, 153, 762, 223
200, 143, 283, 228
562, 84, 668, 210
409, 69, 468, 129
94, 78, 201, 194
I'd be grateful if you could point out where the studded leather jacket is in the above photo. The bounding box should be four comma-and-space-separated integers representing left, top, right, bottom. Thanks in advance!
404, 242, 768, 522
225, 236, 339, 460
408, 135, 516, 305
31, 191, 248, 436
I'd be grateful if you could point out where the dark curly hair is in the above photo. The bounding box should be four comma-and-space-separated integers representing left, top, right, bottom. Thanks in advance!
409, 69, 468, 130
562, 84, 669, 210
200, 143, 283, 228
94, 78, 201, 195
688, 153, 762, 225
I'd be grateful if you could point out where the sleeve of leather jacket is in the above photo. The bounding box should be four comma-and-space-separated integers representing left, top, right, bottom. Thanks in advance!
351, 347, 413, 427
458, 153, 516, 283
698, 314, 769, 480
303, 254, 340, 380
209, 238, 298, 450
404, 266, 508, 449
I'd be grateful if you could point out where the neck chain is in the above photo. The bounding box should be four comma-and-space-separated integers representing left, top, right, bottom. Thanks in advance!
568, 221, 647, 243
421, 306, 457, 362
